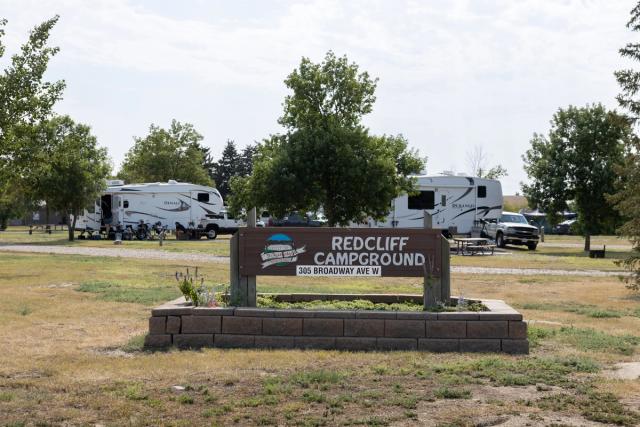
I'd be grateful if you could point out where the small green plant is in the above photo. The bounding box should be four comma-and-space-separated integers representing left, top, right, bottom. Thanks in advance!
175, 267, 227, 307
434, 387, 471, 399
124, 383, 148, 401
178, 394, 194, 404
0, 391, 15, 402
122, 334, 146, 352
18, 305, 31, 316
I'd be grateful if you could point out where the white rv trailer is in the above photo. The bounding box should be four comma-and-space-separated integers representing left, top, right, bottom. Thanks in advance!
75, 180, 224, 232
374, 175, 503, 234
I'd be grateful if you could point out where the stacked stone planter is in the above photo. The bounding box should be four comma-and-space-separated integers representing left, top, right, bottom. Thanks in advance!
145, 296, 528, 354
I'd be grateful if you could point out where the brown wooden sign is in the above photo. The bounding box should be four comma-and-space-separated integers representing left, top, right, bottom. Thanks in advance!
238, 227, 442, 277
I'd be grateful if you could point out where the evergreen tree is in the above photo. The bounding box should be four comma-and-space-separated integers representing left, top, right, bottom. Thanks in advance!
212, 140, 240, 200
238, 143, 258, 177
612, 1, 640, 290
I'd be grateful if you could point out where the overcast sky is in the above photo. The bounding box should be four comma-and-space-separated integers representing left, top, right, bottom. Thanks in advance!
1, 0, 637, 194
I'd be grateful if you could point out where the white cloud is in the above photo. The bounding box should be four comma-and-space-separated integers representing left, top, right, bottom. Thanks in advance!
0, 0, 636, 193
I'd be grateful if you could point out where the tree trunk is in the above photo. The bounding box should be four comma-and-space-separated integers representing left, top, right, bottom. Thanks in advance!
584, 233, 591, 252
68, 211, 76, 241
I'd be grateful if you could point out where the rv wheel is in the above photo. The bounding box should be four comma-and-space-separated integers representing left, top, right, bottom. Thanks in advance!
496, 232, 506, 248
206, 227, 218, 240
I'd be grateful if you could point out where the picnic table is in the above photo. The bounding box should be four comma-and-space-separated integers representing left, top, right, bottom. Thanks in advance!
452, 237, 495, 256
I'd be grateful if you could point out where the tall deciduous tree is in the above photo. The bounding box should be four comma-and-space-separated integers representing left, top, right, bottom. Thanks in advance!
118, 120, 212, 186
230, 51, 424, 225
612, 1, 640, 290
522, 104, 632, 251
0, 16, 65, 221
30, 116, 111, 240
466, 145, 508, 180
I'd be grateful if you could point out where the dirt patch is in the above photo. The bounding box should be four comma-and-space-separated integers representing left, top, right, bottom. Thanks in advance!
604, 362, 640, 380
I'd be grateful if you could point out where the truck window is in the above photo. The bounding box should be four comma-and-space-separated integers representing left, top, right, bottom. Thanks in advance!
408, 191, 435, 210
197, 193, 209, 202
477, 186, 487, 198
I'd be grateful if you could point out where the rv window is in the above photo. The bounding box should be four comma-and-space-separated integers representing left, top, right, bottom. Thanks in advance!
477, 186, 487, 198
197, 193, 210, 203
408, 191, 435, 210
123, 201, 129, 208
441, 195, 446, 207
87, 205, 95, 214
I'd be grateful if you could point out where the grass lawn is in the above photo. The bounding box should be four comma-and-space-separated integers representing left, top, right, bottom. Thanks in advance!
1, 227, 633, 272
0, 252, 639, 426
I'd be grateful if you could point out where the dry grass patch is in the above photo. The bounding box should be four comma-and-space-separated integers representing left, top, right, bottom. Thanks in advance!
0, 252, 639, 425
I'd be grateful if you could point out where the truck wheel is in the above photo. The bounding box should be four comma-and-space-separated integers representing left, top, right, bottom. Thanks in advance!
206, 227, 218, 240
527, 242, 538, 251
496, 232, 506, 248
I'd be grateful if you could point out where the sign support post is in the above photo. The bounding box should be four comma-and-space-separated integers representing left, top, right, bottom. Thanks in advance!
245, 208, 257, 307
423, 212, 437, 309
230, 208, 258, 307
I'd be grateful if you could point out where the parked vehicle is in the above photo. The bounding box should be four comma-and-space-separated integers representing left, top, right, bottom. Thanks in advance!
372, 174, 503, 235
260, 211, 273, 226
553, 218, 577, 235
272, 211, 325, 227
483, 211, 539, 250
199, 209, 244, 239
74, 180, 224, 234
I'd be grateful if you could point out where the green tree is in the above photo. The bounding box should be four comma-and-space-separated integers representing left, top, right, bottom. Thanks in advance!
118, 120, 212, 186
611, 1, 640, 290
0, 16, 65, 153
212, 140, 241, 200
196, 142, 216, 182
0, 16, 65, 215
230, 51, 424, 225
30, 116, 111, 241
615, 2, 640, 122
522, 104, 632, 251
238, 143, 258, 177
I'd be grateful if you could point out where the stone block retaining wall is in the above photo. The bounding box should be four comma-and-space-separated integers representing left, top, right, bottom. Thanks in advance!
145, 296, 528, 354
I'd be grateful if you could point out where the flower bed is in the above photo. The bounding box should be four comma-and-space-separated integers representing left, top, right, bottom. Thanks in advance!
145, 294, 528, 354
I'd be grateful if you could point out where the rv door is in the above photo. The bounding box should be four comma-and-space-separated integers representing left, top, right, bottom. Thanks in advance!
100, 194, 113, 228
112, 195, 124, 226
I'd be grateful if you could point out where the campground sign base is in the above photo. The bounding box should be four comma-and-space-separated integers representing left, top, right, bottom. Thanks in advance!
144, 295, 529, 354
230, 228, 450, 308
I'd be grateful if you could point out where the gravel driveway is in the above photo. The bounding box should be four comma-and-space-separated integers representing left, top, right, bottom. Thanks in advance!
0, 244, 628, 277
0, 244, 227, 264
